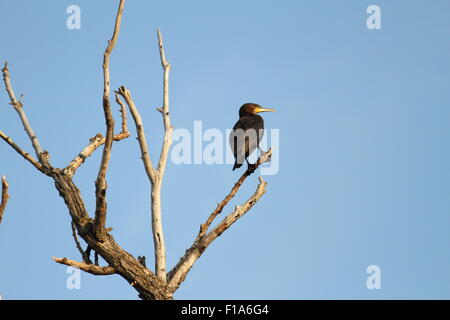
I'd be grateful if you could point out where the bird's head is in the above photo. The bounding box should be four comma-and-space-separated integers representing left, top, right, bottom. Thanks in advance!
239, 103, 276, 117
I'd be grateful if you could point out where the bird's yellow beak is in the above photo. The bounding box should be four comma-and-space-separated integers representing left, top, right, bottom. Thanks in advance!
255, 107, 276, 113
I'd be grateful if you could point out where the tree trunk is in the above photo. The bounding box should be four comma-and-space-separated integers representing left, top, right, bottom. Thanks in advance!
52, 170, 172, 300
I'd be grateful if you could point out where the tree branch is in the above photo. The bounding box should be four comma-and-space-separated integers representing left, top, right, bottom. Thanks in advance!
115, 86, 156, 182
197, 149, 272, 240
114, 93, 130, 140
63, 94, 130, 177
203, 177, 267, 245
0, 175, 9, 225
155, 29, 173, 176
93, 0, 125, 240
52, 257, 115, 275
116, 85, 167, 281
71, 220, 93, 264
0, 130, 45, 173
148, 29, 172, 282
52, 169, 171, 299
167, 175, 268, 291
2, 62, 48, 166
113, 29, 172, 282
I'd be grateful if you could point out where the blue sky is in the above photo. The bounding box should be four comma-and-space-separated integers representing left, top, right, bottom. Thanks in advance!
1, 0, 450, 299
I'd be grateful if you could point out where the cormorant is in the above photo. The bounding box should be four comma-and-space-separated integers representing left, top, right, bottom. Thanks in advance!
229, 103, 275, 170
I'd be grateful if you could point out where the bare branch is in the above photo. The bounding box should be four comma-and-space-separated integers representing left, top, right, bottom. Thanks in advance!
2, 62, 48, 166
203, 177, 267, 246
115, 92, 130, 140
197, 149, 272, 240
115, 86, 157, 182
71, 221, 92, 264
113, 29, 172, 282
0, 130, 45, 173
64, 133, 104, 177
71, 220, 85, 257
155, 29, 173, 176
0, 175, 10, 225
64, 95, 130, 177
167, 176, 268, 291
116, 85, 169, 280
167, 152, 272, 291
146, 29, 173, 282
93, 0, 125, 240
52, 257, 115, 275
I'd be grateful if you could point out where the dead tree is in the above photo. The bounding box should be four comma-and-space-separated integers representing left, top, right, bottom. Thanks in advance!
0, 0, 272, 299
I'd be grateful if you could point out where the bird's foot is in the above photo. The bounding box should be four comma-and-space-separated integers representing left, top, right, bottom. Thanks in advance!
247, 163, 257, 173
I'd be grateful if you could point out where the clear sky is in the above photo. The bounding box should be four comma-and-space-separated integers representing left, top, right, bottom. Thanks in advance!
1, 0, 450, 299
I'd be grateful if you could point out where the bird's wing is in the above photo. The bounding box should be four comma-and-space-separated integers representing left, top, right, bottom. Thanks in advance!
229, 116, 265, 164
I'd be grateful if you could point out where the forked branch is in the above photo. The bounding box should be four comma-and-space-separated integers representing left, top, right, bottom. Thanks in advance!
167, 170, 269, 291
63, 94, 130, 177
197, 149, 272, 240
114, 29, 172, 282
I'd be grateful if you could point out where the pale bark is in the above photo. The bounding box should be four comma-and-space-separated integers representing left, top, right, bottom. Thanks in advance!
0, 130, 44, 173
113, 30, 172, 282
116, 86, 156, 181
2, 63, 47, 166
0, 175, 9, 225
152, 29, 172, 282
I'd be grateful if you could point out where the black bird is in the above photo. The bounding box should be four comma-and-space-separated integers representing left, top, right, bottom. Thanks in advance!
229, 103, 276, 170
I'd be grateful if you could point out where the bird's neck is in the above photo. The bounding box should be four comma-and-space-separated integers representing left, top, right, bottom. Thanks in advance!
239, 111, 259, 118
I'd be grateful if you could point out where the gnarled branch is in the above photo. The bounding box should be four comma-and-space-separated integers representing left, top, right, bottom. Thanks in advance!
53, 257, 115, 276
93, 0, 125, 241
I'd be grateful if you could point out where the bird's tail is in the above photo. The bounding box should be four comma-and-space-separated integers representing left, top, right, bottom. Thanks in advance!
233, 161, 243, 171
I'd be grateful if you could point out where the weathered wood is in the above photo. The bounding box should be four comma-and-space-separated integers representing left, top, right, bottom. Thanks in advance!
51, 170, 172, 299
0, 175, 9, 225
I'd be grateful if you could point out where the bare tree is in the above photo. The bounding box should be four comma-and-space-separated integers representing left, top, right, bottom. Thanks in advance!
0, 0, 272, 300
